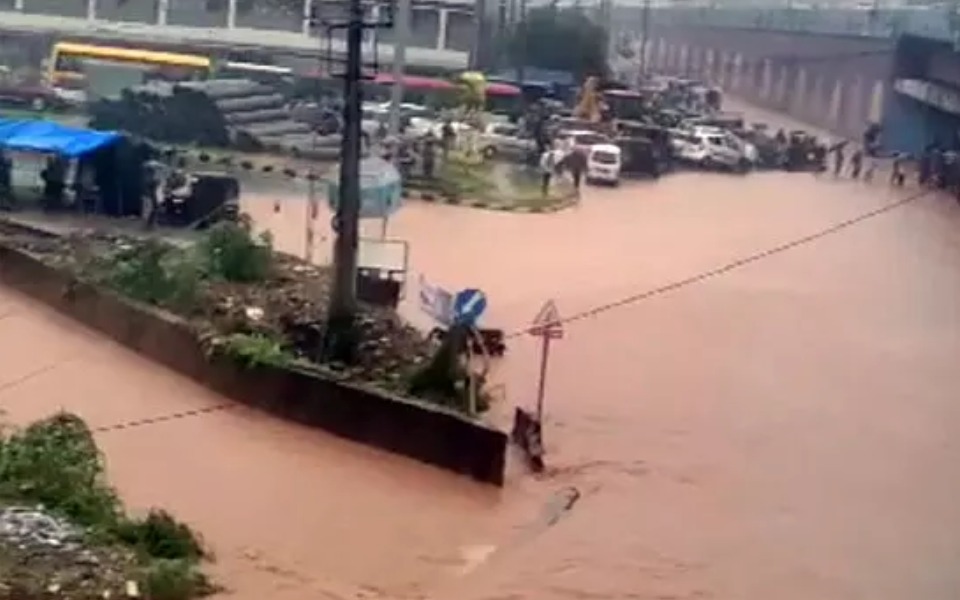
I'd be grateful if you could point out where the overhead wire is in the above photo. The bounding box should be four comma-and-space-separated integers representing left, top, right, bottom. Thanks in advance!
0, 188, 934, 435
504, 187, 933, 340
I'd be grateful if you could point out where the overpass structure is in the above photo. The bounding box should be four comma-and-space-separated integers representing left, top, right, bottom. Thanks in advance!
0, 0, 474, 71
610, 4, 960, 151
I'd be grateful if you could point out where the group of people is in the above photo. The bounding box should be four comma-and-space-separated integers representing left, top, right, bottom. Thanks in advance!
538, 137, 588, 199
826, 123, 960, 191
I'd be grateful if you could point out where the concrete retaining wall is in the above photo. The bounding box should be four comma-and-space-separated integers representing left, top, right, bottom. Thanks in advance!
635, 25, 895, 139
0, 238, 507, 485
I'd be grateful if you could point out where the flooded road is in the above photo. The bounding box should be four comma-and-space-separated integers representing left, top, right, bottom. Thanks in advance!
3, 161, 960, 599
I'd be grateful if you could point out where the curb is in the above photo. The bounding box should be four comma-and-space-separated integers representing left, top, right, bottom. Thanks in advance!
165, 148, 579, 214
162, 147, 324, 180
402, 188, 578, 214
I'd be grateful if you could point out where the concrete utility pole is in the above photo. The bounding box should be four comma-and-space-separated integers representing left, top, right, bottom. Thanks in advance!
473, 0, 489, 70
517, 0, 527, 86
325, 0, 368, 359
639, 0, 650, 78
388, 0, 411, 137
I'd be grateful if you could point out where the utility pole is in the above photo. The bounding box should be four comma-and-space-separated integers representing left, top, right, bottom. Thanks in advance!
517, 0, 527, 87
473, 0, 489, 70
388, 0, 410, 137
639, 0, 650, 79
324, 0, 391, 360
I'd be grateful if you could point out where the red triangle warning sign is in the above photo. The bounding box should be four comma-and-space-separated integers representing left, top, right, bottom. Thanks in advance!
530, 300, 563, 338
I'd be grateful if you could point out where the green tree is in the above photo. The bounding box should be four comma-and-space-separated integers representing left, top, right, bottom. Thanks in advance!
508, 5, 610, 81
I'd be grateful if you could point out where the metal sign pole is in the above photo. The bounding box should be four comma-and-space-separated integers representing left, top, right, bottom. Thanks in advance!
535, 333, 550, 423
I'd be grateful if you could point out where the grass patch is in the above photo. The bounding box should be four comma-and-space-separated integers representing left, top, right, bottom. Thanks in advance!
436, 157, 573, 210
0, 413, 213, 599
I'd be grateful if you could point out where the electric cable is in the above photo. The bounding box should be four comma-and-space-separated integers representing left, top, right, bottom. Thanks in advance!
505, 187, 932, 340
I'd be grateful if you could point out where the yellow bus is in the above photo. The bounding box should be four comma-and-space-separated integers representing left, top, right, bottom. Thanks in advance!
48, 42, 212, 93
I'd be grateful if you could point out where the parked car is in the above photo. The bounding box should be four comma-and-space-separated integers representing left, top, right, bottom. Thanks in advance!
0, 66, 63, 111
479, 122, 535, 160
586, 144, 622, 185
671, 127, 752, 172
557, 129, 614, 154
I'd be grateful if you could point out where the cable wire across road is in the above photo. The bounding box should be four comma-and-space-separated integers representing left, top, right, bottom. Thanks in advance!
505, 188, 932, 340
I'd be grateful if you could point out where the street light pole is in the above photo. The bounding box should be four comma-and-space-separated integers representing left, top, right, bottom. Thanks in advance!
388, 0, 411, 137
325, 0, 366, 359
639, 0, 650, 78
517, 0, 527, 87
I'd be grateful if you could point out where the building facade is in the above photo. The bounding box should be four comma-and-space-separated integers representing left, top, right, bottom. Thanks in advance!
0, 0, 476, 70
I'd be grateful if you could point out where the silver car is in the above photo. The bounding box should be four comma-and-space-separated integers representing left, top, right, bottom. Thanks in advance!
479, 123, 535, 160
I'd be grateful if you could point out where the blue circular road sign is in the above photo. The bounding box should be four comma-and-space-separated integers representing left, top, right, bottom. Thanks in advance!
453, 288, 487, 326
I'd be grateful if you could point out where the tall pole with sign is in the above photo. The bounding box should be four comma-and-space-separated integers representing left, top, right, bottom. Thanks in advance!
529, 299, 563, 423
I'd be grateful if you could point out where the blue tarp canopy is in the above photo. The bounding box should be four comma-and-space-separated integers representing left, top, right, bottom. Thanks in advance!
0, 119, 120, 157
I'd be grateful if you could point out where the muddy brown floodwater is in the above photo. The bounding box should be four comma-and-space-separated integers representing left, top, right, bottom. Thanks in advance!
3, 112, 960, 599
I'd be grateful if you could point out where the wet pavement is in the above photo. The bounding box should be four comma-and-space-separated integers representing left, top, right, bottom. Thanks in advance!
3, 159, 960, 599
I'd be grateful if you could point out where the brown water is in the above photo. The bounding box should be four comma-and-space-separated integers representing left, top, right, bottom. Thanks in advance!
3, 144, 960, 599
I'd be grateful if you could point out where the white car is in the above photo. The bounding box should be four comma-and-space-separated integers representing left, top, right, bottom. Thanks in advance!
557, 129, 614, 154
586, 144, 622, 185
671, 127, 752, 171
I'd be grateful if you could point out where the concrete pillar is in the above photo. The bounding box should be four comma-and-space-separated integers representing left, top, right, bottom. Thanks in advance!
829, 79, 843, 125
730, 52, 743, 90
679, 44, 688, 74
157, 0, 169, 26
227, 0, 237, 29
436, 8, 449, 50
792, 68, 807, 114
13, 0, 23, 11
849, 76, 864, 130
302, 0, 314, 36
869, 79, 884, 124
87, 0, 96, 21
776, 64, 788, 104
761, 59, 773, 99
810, 74, 824, 122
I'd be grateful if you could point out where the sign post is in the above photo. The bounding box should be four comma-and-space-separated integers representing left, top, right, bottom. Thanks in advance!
453, 288, 488, 328
529, 299, 563, 423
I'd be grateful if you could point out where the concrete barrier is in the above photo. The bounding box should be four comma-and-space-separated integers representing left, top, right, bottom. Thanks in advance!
0, 240, 507, 485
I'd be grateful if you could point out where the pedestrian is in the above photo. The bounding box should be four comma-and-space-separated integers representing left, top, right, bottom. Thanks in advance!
890, 153, 906, 187
0, 149, 11, 210
568, 147, 587, 197
849, 149, 863, 179
539, 145, 558, 198
441, 119, 455, 159
831, 141, 846, 176
918, 144, 932, 187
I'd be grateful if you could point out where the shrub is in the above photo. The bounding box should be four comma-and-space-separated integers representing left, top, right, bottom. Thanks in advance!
115, 510, 206, 561
142, 559, 214, 600
0, 413, 121, 529
98, 240, 202, 312
217, 332, 294, 369
196, 218, 273, 283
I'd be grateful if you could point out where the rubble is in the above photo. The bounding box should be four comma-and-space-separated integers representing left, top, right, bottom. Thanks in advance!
0, 505, 139, 600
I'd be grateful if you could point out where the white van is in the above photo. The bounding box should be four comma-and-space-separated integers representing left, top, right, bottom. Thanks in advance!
586, 144, 622, 185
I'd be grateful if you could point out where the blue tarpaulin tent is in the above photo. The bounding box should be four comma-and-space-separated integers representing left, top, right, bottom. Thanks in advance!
0, 119, 120, 157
